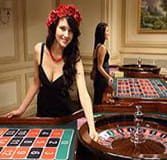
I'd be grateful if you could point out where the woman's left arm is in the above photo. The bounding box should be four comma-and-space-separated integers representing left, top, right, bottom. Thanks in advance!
75, 59, 98, 140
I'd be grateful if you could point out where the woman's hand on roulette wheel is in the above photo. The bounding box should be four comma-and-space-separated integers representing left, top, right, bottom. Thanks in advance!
89, 130, 99, 141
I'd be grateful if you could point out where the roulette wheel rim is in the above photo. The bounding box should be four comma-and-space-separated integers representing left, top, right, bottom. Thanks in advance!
119, 64, 160, 74
79, 113, 167, 160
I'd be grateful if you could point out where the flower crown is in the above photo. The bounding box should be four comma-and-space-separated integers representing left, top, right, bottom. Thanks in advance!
46, 4, 82, 27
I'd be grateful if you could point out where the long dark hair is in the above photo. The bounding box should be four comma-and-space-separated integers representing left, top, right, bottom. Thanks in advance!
46, 16, 81, 89
94, 22, 108, 49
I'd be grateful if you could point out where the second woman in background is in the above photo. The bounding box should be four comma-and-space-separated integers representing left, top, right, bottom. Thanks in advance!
91, 22, 113, 104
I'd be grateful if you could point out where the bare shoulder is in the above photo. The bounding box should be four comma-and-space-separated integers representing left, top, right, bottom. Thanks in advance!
34, 42, 43, 63
98, 44, 106, 50
97, 44, 106, 55
34, 42, 44, 56
34, 42, 43, 53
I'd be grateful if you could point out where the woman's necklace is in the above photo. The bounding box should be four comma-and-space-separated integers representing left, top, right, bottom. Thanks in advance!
49, 52, 63, 63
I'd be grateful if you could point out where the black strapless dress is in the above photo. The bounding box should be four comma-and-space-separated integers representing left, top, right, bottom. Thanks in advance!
93, 51, 109, 104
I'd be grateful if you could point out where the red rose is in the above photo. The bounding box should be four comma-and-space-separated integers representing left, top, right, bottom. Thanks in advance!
46, 4, 82, 27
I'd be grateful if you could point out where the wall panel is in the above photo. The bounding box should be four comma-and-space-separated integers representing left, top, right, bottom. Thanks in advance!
0, 75, 21, 115
0, 0, 19, 64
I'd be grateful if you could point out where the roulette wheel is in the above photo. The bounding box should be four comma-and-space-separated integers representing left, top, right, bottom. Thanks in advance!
79, 106, 167, 160
119, 63, 160, 78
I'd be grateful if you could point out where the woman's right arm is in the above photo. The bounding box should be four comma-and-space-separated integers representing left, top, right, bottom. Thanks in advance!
6, 43, 41, 118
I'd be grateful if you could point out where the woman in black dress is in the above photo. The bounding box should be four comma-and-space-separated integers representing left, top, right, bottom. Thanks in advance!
6, 4, 98, 140
92, 22, 113, 104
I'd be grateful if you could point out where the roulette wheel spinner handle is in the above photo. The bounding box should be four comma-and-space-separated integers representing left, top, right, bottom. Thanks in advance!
137, 57, 142, 68
130, 105, 145, 144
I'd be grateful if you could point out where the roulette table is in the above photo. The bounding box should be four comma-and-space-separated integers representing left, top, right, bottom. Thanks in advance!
79, 108, 167, 160
102, 78, 167, 113
112, 78, 167, 99
0, 110, 84, 160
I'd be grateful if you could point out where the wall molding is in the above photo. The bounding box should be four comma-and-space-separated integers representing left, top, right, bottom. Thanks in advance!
120, 47, 167, 55
0, 62, 33, 73
0, 0, 20, 64
0, 75, 22, 114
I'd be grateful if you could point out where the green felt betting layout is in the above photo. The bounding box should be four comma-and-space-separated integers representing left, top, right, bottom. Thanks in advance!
112, 78, 167, 99
0, 128, 74, 160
